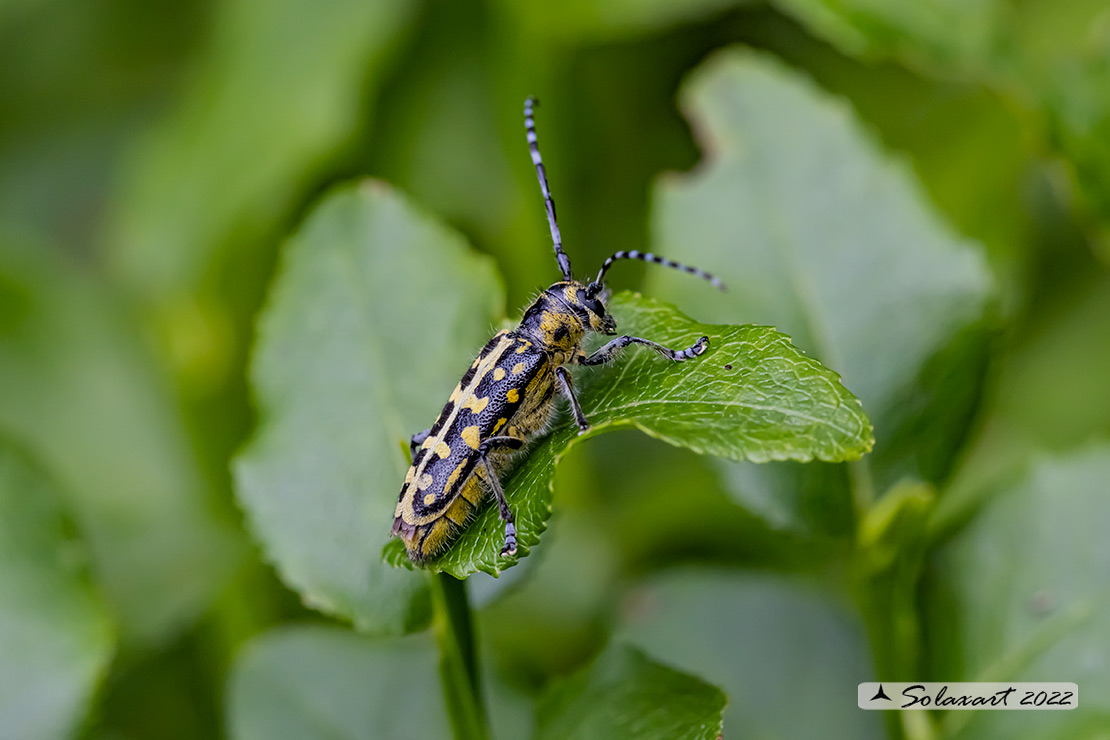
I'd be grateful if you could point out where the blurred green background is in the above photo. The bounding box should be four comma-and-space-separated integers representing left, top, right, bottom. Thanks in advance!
2, 0, 1110, 738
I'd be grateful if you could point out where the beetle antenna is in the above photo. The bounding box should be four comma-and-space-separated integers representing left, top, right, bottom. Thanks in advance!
524, 97, 573, 282
589, 250, 726, 293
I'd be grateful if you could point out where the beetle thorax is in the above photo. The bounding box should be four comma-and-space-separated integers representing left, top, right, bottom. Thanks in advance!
517, 290, 586, 359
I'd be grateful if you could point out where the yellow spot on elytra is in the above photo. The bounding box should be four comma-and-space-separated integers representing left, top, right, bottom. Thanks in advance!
462, 395, 489, 414
512, 362, 525, 374
493, 367, 505, 381
434, 440, 451, 459
405, 467, 415, 484
423, 493, 436, 506
421, 436, 435, 449
449, 385, 462, 403
417, 473, 434, 490
461, 426, 480, 450
516, 341, 531, 354
493, 418, 507, 433
506, 388, 519, 403
445, 461, 466, 490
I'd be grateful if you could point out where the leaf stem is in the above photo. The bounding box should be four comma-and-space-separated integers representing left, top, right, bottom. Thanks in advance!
430, 572, 490, 740
849, 458, 876, 515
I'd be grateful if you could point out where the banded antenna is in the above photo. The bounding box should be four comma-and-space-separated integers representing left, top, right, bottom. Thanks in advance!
589, 250, 727, 294
525, 97, 573, 281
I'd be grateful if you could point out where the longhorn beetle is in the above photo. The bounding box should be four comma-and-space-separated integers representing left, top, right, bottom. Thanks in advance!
391, 97, 725, 564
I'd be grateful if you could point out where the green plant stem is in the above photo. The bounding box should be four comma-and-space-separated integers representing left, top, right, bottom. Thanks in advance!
430, 572, 490, 740
849, 458, 876, 517
854, 483, 934, 740
901, 708, 936, 740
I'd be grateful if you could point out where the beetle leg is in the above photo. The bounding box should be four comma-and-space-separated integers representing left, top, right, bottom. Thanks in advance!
580, 334, 709, 365
555, 365, 590, 434
409, 428, 432, 459
477, 435, 525, 556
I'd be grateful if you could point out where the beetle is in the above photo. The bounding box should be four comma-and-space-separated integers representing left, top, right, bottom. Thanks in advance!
391, 97, 724, 564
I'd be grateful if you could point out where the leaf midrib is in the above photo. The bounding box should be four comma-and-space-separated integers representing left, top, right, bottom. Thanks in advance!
598, 398, 859, 437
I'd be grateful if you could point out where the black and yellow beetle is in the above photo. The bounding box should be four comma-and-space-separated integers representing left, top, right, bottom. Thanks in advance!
391, 97, 725, 564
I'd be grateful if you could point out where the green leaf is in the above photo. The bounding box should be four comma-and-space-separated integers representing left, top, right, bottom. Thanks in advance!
494, 0, 753, 43
241, 175, 867, 594
391, 292, 872, 578
0, 442, 114, 740
769, 0, 1008, 77
648, 49, 992, 523
234, 181, 505, 631
771, 0, 1110, 236
0, 0, 200, 248
619, 570, 884, 740
934, 275, 1110, 532
927, 447, 1110, 740
106, 0, 415, 300
0, 236, 244, 644
227, 626, 448, 740
1045, 45, 1110, 227
534, 644, 725, 740
713, 458, 854, 536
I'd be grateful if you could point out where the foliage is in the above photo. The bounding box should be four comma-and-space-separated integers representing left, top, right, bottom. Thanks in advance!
234, 182, 503, 633
0, 444, 113, 740
0, 238, 243, 646
227, 627, 448, 740
4, 0, 1110, 738
534, 645, 727, 740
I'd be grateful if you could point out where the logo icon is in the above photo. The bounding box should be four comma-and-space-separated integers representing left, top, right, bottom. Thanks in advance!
870, 684, 892, 702
858, 682, 1078, 710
